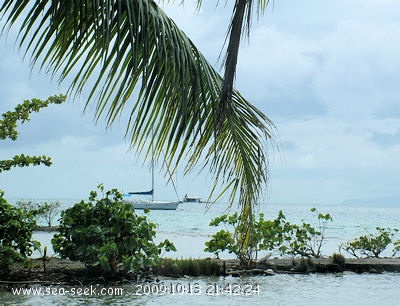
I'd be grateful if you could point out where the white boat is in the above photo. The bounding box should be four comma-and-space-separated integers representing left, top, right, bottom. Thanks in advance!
123, 184, 181, 210
123, 149, 180, 210
124, 197, 180, 210
183, 194, 202, 203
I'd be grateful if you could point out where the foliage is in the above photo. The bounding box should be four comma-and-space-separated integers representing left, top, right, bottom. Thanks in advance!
0, 190, 40, 275
205, 211, 287, 265
331, 253, 346, 268
17, 200, 61, 227
0, 95, 63, 275
0, 2, 275, 252
204, 213, 242, 261
36, 201, 61, 227
156, 258, 221, 277
51, 185, 176, 273
204, 229, 235, 260
341, 227, 398, 258
205, 208, 333, 264
0, 95, 66, 173
393, 239, 400, 257
278, 208, 333, 258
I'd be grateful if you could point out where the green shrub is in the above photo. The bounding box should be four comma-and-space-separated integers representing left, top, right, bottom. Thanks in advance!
205, 211, 287, 265
341, 227, 398, 258
51, 185, 176, 273
204, 229, 236, 259
331, 253, 345, 267
0, 190, 40, 275
156, 258, 221, 276
205, 208, 333, 265
17, 200, 61, 227
278, 208, 332, 258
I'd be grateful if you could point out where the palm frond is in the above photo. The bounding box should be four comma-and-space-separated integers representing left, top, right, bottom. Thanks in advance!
0, 0, 275, 224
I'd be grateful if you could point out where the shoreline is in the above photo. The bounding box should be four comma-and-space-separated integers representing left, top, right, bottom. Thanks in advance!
1, 257, 400, 289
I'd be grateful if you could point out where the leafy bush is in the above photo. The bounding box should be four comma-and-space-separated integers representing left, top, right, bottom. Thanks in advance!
279, 208, 332, 258
331, 253, 346, 267
17, 200, 61, 227
51, 186, 176, 273
204, 229, 235, 259
341, 227, 398, 258
205, 211, 287, 264
38, 201, 61, 227
205, 208, 333, 264
0, 190, 40, 275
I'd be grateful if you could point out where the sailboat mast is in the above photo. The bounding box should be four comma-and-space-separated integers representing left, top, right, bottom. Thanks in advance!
151, 133, 154, 202
151, 152, 154, 202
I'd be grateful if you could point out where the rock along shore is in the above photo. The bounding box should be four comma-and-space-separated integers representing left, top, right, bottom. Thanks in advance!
226, 257, 400, 275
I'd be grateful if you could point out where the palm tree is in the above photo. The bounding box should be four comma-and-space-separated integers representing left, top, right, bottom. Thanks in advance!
0, 0, 275, 256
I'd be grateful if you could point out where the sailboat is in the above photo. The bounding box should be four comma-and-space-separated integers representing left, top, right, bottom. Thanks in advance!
123, 150, 181, 210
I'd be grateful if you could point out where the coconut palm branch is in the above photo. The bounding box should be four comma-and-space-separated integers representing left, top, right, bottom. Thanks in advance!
0, 0, 275, 242
219, 0, 270, 109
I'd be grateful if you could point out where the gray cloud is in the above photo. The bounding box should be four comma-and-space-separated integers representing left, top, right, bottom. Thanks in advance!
370, 132, 400, 147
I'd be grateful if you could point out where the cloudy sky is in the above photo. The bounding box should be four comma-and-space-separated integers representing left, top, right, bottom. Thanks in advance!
1, 0, 400, 206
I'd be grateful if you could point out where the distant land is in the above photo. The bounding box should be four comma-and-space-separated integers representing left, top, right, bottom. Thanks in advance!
341, 195, 400, 207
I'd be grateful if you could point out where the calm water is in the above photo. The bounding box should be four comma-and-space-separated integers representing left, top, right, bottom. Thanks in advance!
2, 201, 400, 305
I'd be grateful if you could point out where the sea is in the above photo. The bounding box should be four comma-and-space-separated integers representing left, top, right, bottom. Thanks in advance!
1, 200, 400, 306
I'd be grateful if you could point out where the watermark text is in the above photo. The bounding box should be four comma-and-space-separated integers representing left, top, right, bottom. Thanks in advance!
11, 285, 124, 297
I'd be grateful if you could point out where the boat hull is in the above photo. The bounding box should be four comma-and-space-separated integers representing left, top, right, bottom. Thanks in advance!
123, 199, 180, 210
